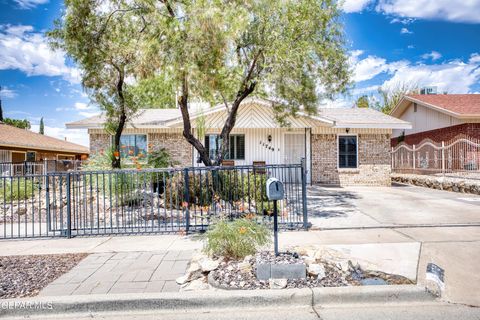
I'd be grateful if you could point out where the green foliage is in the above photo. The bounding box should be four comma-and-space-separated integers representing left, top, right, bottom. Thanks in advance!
82, 147, 116, 171
355, 95, 370, 108
147, 148, 177, 169
203, 218, 271, 259
375, 83, 419, 114
138, 0, 350, 109
39, 117, 45, 134
3, 118, 31, 129
131, 75, 176, 108
164, 170, 268, 211
0, 178, 36, 202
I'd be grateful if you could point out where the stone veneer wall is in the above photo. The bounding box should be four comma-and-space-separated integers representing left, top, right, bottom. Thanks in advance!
311, 133, 391, 186
147, 133, 192, 167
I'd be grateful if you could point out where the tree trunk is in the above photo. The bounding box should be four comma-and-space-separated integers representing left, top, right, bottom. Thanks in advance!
111, 66, 126, 169
214, 82, 256, 165
178, 75, 213, 167
112, 112, 126, 168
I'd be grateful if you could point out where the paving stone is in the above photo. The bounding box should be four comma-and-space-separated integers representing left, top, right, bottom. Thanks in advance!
71, 282, 95, 295
40, 283, 78, 296
162, 281, 180, 292
177, 250, 194, 261
144, 281, 166, 293
172, 260, 189, 273
90, 281, 116, 294
133, 270, 154, 282
163, 251, 180, 261
117, 271, 138, 282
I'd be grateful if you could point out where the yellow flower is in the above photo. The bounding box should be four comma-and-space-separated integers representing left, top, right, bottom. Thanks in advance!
239, 226, 247, 234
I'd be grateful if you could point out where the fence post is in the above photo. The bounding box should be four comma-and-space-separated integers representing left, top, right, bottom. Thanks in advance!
184, 168, 190, 234
412, 144, 416, 173
391, 147, 394, 172
46, 174, 51, 233
300, 158, 308, 229
441, 141, 445, 175
66, 173, 72, 239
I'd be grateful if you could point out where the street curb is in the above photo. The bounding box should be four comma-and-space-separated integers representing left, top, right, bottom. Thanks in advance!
312, 285, 434, 305
0, 285, 433, 318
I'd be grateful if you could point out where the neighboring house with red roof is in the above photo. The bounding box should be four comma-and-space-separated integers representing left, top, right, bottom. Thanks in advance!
0, 121, 89, 164
390, 94, 480, 146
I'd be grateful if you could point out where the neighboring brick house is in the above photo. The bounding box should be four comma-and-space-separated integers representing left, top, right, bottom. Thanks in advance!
0, 121, 89, 163
390, 94, 480, 146
66, 98, 410, 186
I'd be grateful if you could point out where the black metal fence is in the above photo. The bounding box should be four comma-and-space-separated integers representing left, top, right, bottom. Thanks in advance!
0, 160, 83, 177
0, 163, 308, 239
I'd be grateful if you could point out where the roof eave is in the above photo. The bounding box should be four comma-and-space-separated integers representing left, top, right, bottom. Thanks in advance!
333, 123, 412, 130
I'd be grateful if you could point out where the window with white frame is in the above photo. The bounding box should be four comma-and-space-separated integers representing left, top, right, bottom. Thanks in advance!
118, 135, 147, 161
205, 134, 245, 160
338, 135, 357, 169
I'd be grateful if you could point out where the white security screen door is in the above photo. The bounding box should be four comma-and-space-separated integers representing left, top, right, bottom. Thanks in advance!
284, 133, 305, 164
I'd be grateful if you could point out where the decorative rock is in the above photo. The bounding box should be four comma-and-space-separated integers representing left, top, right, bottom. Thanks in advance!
181, 278, 209, 291
238, 261, 252, 273
200, 258, 220, 272
302, 256, 316, 266
269, 278, 287, 289
187, 262, 201, 274
307, 263, 326, 279
175, 275, 189, 285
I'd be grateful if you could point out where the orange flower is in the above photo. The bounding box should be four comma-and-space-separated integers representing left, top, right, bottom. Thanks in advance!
128, 150, 134, 155
245, 213, 255, 220
121, 145, 127, 149
239, 226, 247, 235
182, 201, 189, 208
113, 151, 120, 158
136, 164, 142, 170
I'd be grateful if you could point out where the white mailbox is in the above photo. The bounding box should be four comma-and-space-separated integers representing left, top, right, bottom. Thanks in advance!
266, 177, 284, 201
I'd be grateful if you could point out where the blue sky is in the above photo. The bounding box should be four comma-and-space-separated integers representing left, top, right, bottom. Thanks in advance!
0, 0, 480, 146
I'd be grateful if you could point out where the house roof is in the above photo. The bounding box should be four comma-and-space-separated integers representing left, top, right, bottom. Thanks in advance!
66, 97, 411, 130
391, 94, 480, 119
0, 122, 89, 154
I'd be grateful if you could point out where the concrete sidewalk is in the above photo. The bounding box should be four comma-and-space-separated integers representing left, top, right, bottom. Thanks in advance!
1, 226, 479, 306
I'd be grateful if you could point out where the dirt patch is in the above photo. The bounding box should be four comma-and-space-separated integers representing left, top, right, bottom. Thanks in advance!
0, 253, 88, 299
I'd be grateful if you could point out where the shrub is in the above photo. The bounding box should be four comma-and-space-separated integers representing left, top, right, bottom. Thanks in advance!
203, 218, 271, 260
0, 178, 36, 202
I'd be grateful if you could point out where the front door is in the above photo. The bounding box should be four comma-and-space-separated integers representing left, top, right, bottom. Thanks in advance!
284, 133, 305, 164
283, 133, 306, 183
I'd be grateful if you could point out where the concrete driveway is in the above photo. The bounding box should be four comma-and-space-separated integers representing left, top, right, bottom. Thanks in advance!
307, 183, 480, 229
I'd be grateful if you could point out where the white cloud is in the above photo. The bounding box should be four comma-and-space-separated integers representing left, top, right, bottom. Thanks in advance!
421, 51, 442, 61
376, 0, 480, 23
349, 50, 408, 82
14, 0, 49, 9
407, 45, 415, 49
390, 17, 414, 24
342, 0, 373, 13
350, 50, 480, 94
0, 24, 80, 84
0, 87, 17, 98
400, 27, 413, 34
55, 102, 99, 118
30, 124, 89, 147
380, 58, 480, 94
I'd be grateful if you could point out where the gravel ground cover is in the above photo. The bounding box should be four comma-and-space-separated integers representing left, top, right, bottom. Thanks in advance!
0, 253, 88, 299
209, 251, 413, 290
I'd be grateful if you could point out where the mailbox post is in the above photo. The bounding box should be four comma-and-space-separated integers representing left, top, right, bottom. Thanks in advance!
266, 177, 285, 256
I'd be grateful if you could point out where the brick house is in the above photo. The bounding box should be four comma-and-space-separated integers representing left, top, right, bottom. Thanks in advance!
390, 94, 480, 146
0, 121, 89, 163
66, 98, 410, 186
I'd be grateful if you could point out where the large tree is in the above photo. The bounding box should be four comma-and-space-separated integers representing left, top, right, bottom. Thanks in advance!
49, 0, 149, 168
133, 0, 350, 166
375, 83, 419, 114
